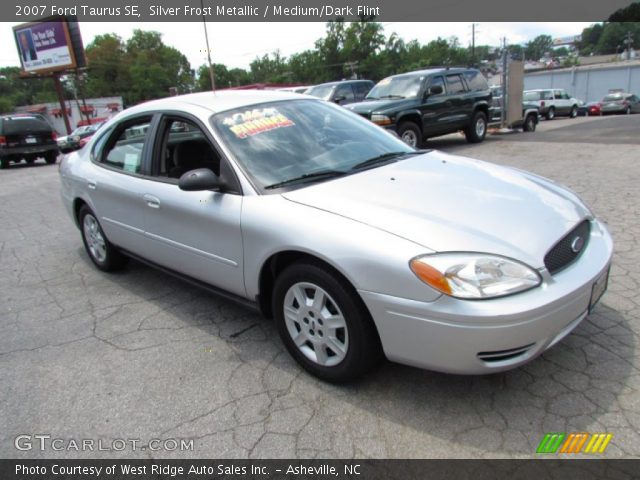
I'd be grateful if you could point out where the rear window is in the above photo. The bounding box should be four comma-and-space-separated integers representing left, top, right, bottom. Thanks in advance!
1, 117, 52, 135
464, 71, 489, 91
523, 91, 542, 101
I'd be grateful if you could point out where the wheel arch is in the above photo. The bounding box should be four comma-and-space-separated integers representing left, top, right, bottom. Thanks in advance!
396, 111, 423, 132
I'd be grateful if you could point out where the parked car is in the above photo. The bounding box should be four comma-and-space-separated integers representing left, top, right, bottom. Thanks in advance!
600, 92, 640, 115
346, 68, 493, 147
59, 91, 612, 382
306, 80, 374, 105
523, 89, 580, 119
489, 102, 540, 132
0, 114, 59, 169
584, 102, 602, 116
57, 126, 92, 153
277, 85, 312, 94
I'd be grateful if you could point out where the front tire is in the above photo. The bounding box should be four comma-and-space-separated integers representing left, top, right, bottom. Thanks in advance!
570, 106, 578, 118
464, 111, 487, 143
79, 206, 127, 272
272, 262, 382, 382
397, 121, 422, 149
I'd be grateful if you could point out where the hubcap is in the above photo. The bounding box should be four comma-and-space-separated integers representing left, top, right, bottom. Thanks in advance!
475, 118, 486, 137
283, 282, 348, 367
83, 214, 107, 263
401, 130, 417, 147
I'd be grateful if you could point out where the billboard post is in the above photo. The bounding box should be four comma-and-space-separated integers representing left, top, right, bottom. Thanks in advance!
52, 73, 72, 134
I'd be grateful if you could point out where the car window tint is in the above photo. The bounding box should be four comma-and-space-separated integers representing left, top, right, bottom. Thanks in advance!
334, 84, 355, 102
464, 71, 488, 91
445, 74, 465, 94
102, 120, 151, 173
523, 91, 541, 101
429, 76, 446, 95
157, 119, 219, 179
353, 82, 372, 99
542, 91, 553, 100
2, 117, 51, 135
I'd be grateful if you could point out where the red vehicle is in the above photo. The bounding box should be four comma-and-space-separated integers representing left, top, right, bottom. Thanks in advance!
586, 102, 602, 116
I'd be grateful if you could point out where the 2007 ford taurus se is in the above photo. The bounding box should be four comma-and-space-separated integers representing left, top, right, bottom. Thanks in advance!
59, 91, 612, 382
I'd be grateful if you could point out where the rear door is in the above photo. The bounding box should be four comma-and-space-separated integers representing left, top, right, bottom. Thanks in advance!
444, 73, 470, 127
87, 115, 156, 252
554, 90, 571, 114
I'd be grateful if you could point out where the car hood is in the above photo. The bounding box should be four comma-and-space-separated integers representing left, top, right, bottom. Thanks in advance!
282, 150, 590, 268
345, 98, 417, 116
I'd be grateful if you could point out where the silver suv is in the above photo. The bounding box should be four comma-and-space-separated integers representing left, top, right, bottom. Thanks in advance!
523, 88, 580, 120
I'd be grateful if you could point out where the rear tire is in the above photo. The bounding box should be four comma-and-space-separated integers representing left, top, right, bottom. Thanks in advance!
79, 206, 127, 272
25, 157, 35, 164
397, 121, 422, 149
465, 111, 487, 143
546, 107, 555, 120
45, 152, 58, 164
272, 262, 382, 382
570, 106, 578, 118
523, 114, 537, 132
625, 106, 631, 115
0, 158, 9, 169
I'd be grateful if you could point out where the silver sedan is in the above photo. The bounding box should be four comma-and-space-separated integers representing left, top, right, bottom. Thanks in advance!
59, 91, 613, 382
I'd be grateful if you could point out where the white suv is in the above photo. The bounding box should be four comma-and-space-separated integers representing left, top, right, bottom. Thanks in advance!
523, 89, 580, 120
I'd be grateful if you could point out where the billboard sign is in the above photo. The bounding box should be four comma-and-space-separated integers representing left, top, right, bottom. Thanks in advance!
13, 19, 78, 74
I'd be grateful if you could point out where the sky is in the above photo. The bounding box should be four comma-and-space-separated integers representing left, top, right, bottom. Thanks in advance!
1, 22, 594, 72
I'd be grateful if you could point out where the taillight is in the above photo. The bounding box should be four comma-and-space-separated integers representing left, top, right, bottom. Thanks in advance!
540, 101, 545, 107
0, 135, 6, 146
51, 131, 58, 140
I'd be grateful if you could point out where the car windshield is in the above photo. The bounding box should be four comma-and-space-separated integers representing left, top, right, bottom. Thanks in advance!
367, 75, 423, 99
523, 91, 542, 101
603, 94, 624, 102
306, 84, 335, 100
211, 99, 415, 190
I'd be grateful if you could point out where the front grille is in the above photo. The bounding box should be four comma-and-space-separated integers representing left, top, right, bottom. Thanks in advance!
477, 343, 535, 363
544, 220, 591, 275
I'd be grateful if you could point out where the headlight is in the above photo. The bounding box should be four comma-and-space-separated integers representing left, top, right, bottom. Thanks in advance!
72, 135, 81, 142
410, 253, 541, 299
371, 114, 392, 126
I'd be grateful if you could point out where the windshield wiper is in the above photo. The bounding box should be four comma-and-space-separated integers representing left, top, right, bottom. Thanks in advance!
377, 95, 405, 99
350, 151, 419, 171
265, 170, 347, 190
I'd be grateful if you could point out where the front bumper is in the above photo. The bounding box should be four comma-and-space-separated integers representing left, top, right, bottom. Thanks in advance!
359, 219, 613, 374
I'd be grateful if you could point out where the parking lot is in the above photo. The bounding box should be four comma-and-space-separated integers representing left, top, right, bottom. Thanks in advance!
1, 114, 639, 459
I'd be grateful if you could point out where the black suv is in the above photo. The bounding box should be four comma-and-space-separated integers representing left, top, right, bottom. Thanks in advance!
346, 68, 492, 147
0, 115, 59, 169
306, 80, 374, 106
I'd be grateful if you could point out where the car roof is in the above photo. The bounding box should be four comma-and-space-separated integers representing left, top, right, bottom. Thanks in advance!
310, 80, 372, 88
123, 90, 314, 117
387, 68, 474, 79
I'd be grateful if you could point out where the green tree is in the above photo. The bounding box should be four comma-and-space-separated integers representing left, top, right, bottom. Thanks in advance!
84, 34, 129, 99
249, 51, 290, 83
196, 64, 250, 90
124, 30, 194, 104
595, 22, 640, 54
609, 2, 640, 21
578, 23, 604, 55
525, 34, 554, 61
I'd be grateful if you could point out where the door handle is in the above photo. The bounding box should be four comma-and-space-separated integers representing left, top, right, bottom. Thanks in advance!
87, 180, 97, 190
143, 194, 161, 209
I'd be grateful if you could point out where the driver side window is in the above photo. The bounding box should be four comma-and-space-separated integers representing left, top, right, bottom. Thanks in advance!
155, 118, 220, 180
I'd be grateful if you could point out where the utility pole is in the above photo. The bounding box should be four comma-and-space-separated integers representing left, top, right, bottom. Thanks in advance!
624, 31, 633, 61
201, 0, 215, 91
471, 23, 479, 66
501, 37, 508, 129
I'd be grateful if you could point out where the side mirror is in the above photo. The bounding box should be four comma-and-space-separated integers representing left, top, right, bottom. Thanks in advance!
426, 85, 443, 97
333, 95, 346, 104
178, 168, 220, 191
